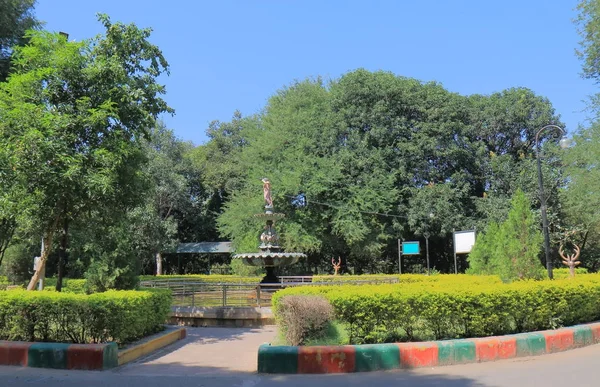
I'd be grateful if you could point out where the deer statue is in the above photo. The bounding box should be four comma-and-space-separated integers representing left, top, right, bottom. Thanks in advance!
332, 257, 342, 276
559, 243, 581, 278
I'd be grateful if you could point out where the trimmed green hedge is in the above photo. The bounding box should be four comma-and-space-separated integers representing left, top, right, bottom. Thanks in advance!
273, 274, 600, 344
553, 267, 589, 278
43, 278, 87, 293
0, 288, 171, 345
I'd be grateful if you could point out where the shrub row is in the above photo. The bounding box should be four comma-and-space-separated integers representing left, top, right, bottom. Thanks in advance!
43, 278, 88, 293
0, 288, 171, 345
273, 274, 600, 344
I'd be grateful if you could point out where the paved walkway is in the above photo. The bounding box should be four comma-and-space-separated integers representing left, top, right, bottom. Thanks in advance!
118, 326, 278, 375
2, 327, 600, 386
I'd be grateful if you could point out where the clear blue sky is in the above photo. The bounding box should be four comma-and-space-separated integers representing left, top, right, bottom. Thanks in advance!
36, 0, 595, 146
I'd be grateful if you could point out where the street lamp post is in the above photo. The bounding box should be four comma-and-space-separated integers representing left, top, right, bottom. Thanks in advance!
535, 125, 569, 280
423, 212, 434, 276
423, 231, 430, 275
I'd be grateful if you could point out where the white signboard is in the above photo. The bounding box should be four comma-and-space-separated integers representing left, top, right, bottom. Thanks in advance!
454, 230, 476, 254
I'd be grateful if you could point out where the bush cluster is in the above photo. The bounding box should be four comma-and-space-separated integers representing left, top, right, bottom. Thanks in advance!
0, 288, 171, 344
273, 274, 600, 344
276, 295, 334, 346
0, 276, 8, 290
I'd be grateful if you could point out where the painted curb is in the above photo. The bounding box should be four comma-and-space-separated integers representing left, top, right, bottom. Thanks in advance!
0, 340, 117, 370
0, 327, 186, 370
118, 327, 187, 366
258, 322, 600, 374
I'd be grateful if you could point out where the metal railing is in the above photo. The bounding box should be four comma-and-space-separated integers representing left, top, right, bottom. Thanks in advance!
140, 276, 399, 308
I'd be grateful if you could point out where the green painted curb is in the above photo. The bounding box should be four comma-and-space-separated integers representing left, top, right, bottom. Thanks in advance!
354, 344, 400, 372
28, 343, 70, 369
452, 340, 476, 364
515, 333, 546, 357
572, 325, 594, 348
258, 344, 298, 374
437, 341, 454, 365
257, 321, 600, 374
102, 342, 118, 369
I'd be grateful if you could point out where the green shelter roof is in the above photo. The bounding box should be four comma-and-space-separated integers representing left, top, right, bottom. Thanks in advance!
176, 242, 232, 254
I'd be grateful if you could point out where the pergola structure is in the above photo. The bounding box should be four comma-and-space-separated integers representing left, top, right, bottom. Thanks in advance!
157, 241, 233, 275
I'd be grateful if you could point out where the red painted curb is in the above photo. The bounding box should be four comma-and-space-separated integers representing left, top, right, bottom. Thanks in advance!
544, 329, 574, 353
497, 337, 517, 359
67, 344, 105, 370
298, 346, 356, 374
589, 323, 600, 342
0, 341, 31, 366
259, 321, 600, 374
397, 342, 438, 368
471, 337, 516, 362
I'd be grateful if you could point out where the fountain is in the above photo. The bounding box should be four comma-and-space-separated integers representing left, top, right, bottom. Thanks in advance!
232, 178, 306, 283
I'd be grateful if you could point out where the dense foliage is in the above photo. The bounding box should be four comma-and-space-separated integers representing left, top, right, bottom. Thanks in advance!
468, 190, 544, 281
0, 0, 40, 82
201, 71, 565, 274
0, 288, 171, 344
273, 274, 600, 344
1, 3, 600, 285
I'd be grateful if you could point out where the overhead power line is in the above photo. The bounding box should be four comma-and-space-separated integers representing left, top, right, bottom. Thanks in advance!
283, 194, 409, 219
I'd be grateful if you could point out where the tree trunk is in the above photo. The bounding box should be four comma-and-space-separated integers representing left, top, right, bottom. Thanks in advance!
156, 252, 163, 275
581, 229, 590, 251
27, 219, 58, 291
56, 219, 69, 292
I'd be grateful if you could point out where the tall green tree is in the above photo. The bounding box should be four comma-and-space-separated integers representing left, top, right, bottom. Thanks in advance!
468, 189, 544, 281
576, 0, 600, 87
212, 70, 561, 273
0, 14, 172, 290
133, 122, 193, 275
560, 123, 600, 269
0, 0, 40, 82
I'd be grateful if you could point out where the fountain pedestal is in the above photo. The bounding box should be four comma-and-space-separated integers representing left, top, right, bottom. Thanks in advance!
232, 180, 306, 283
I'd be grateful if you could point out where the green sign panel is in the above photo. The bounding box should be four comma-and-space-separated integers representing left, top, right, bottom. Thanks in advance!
402, 241, 420, 255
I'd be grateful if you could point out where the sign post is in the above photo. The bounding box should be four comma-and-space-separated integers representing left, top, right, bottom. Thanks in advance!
399, 240, 420, 274
397, 239, 401, 274
453, 229, 476, 274
423, 232, 430, 275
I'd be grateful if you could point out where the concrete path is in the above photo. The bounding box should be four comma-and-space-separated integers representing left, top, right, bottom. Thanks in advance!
2, 328, 600, 386
118, 326, 278, 375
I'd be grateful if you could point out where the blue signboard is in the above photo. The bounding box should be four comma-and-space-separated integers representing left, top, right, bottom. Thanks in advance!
402, 241, 420, 255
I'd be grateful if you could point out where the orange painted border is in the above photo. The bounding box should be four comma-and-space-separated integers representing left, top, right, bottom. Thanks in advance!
298, 345, 356, 374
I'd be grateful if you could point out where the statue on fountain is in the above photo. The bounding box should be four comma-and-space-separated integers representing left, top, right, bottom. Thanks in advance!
262, 178, 273, 211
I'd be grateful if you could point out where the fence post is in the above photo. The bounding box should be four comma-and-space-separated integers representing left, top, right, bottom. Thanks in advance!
256, 285, 261, 307
222, 284, 227, 307
191, 284, 195, 307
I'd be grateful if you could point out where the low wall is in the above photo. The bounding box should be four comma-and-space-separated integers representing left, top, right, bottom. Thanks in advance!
170, 306, 274, 327
258, 322, 600, 374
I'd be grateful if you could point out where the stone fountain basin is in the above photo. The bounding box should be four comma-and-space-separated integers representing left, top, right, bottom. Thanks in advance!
233, 253, 306, 267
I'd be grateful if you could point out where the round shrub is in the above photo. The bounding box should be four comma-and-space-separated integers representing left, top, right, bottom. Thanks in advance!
275, 295, 334, 346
